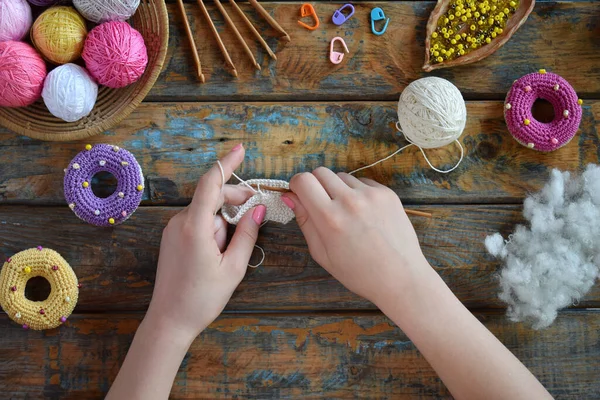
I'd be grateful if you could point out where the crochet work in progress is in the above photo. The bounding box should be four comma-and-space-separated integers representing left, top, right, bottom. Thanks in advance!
64, 144, 144, 227
504, 70, 583, 152
0, 247, 79, 330
221, 179, 295, 225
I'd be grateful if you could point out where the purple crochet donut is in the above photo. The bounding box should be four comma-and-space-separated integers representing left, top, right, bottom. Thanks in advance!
504, 70, 583, 152
64, 144, 144, 227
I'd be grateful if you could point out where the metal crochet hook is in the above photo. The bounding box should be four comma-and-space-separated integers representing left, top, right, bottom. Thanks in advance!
298, 4, 319, 30
329, 37, 349, 64
370, 7, 390, 36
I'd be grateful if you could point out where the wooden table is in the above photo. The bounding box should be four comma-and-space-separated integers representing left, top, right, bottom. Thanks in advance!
1, 1, 599, 398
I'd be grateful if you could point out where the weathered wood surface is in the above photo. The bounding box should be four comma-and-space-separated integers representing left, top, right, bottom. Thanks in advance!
2, 205, 599, 311
1, 101, 599, 205
147, 1, 600, 101
0, 311, 597, 399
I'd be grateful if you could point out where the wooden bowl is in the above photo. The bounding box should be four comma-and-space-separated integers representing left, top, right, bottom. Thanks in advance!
423, 0, 535, 72
0, 0, 169, 141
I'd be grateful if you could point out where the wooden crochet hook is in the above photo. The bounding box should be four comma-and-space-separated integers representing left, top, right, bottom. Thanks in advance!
213, 0, 261, 70
229, 0, 277, 60
249, 184, 433, 218
248, 0, 291, 42
176, 0, 205, 83
196, 0, 238, 77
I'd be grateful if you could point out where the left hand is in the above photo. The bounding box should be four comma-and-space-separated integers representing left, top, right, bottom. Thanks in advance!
145, 144, 266, 340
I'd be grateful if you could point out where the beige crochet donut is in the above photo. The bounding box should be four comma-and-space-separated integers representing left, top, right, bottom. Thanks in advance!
0, 247, 79, 330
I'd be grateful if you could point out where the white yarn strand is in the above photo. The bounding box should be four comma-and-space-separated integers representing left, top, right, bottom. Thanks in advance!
0, 0, 32, 42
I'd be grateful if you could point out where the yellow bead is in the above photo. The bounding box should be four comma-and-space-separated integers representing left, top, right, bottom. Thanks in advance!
461, 15, 467, 22
478, 20, 484, 25
461, 33, 467, 38
498, 28, 503, 34
466, 12, 472, 18
434, 51, 440, 57
432, 32, 438, 38
82, 181, 89, 188
455, 11, 461, 17
451, 39, 457, 45
474, 11, 480, 18
457, 44, 464, 49
444, 33, 450, 39
491, 32, 497, 38
489, 18, 495, 24
524, 119, 531, 126
578, 99, 583, 106
499, 12, 505, 18
504, 8, 510, 14
85, 144, 92, 151
459, 50, 465, 55
444, 18, 449, 24
436, 57, 443, 63
455, 34, 461, 40
491, 5, 497, 11
441, 27, 447, 33
23, 267, 31, 274
470, 25, 476, 31
539, 69, 547, 74
485, 37, 492, 44
449, 14, 454, 20
108, 218, 115, 225
433, 43, 440, 49
510, 1, 516, 6
137, 185, 143, 191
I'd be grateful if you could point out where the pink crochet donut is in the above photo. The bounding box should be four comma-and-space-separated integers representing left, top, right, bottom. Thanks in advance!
504, 70, 583, 152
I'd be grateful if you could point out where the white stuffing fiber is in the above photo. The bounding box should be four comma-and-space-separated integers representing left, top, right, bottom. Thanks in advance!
485, 164, 600, 329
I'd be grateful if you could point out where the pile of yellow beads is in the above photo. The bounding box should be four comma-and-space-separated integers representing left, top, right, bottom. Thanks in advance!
430, 0, 519, 64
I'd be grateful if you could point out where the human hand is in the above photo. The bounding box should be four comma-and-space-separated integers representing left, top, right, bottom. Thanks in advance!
145, 144, 266, 340
282, 168, 430, 307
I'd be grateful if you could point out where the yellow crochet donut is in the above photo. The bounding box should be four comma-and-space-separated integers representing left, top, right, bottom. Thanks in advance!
0, 247, 79, 330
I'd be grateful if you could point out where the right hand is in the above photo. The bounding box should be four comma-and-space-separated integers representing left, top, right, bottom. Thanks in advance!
281, 168, 430, 306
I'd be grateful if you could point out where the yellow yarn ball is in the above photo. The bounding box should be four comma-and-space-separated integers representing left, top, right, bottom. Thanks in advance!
31, 6, 87, 65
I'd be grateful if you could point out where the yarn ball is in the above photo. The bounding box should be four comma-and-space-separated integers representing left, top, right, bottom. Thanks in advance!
42, 64, 98, 122
73, 0, 140, 24
0, 0, 32, 42
83, 21, 147, 88
31, 6, 87, 65
397, 77, 467, 149
27, 0, 59, 6
0, 41, 46, 107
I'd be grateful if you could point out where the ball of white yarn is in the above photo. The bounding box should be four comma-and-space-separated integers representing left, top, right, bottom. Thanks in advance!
0, 0, 32, 42
73, 0, 140, 24
397, 77, 467, 149
42, 64, 98, 123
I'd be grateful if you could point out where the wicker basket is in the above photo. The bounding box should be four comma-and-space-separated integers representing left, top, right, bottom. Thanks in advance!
0, 0, 169, 141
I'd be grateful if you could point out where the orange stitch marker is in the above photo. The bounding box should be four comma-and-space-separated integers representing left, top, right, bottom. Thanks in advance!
298, 4, 319, 30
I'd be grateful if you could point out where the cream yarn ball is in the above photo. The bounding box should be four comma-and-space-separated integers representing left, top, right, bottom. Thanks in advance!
42, 64, 98, 122
397, 77, 467, 149
73, 0, 140, 24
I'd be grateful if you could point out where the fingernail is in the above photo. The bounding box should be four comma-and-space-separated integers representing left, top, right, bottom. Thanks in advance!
253, 205, 266, 225
232, 143, 243, 152
281, 196, 295, 210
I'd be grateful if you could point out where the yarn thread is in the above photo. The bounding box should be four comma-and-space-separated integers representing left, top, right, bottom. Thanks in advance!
83, 21, 148, 89
0, 41, 46, 107
42, 64, 98, 122
504, 70, 583, 152
64, 144, 144, 227
0, 0, 32, 42
31, 6, 87, 65
0, 247, 79, 331
73, 0, 140, 24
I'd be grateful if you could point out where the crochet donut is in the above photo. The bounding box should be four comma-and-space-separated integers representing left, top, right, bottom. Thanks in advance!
0, 247, 79, 330
64, 144, 144, 227
504, 70, 583, 152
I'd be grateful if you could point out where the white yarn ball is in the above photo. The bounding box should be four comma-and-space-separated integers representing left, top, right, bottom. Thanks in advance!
0, 0, 32, 42
73, 0, 140, 24
42, 64, 98, 123
397, 77, 467, 149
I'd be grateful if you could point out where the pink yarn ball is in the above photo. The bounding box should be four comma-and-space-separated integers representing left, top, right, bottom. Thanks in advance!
0, 41, 46, 107
0, 0, 33, 42
83, 21, 147, 89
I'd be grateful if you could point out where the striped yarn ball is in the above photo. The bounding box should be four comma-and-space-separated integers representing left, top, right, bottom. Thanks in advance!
42, 64, 98, 122
0, 0, 32, 42
0, 41, 47, 107
73, 0, 140, 24
31, 6, 87, 65
83, 21, 148, 88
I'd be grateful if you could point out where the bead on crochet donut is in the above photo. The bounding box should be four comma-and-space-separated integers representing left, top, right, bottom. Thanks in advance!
504, 70, 583, 152
64, 144, 144, 227
0, 247, 79, 330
